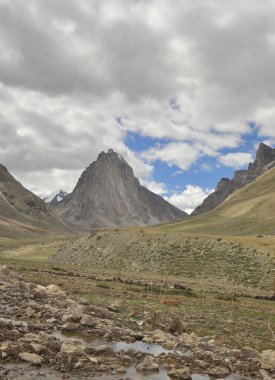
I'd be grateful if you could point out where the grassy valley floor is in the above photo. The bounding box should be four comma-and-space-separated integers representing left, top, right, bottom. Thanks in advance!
0, 233, 274, 352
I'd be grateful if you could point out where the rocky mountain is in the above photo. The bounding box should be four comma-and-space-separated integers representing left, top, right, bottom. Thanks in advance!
44, 189, 68, 205
163, 166, 275, 236
53, 149, 188, 231
0, 164, 71, 238
192, 143, 275, 216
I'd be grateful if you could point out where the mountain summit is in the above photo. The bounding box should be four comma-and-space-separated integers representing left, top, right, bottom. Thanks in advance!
53, 149, 187, 231
192, 142, 275, 216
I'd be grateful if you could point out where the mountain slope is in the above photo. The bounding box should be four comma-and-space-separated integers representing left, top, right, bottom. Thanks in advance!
0, 164, 71, 239
192, 143, 275, 216
53, 149, 187, 231
160, 166, 275, 236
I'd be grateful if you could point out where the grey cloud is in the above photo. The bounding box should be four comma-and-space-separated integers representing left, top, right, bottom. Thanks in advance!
0, 0, 274, 194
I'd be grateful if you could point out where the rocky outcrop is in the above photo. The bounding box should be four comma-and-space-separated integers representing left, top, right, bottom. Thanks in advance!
53, 149, 187, 231
192, 143, 275, 216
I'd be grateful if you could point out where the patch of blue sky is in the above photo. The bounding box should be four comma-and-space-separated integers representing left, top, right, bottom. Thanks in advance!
123, 124, 267, 192
151, 158, 234, 192
125, 131, 172, 152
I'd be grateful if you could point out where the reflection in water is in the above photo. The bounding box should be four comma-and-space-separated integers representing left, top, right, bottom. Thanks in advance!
50, 332, 255, 380
52, 331, 180, 356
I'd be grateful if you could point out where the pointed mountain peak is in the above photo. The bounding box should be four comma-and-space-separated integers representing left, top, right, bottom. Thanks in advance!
97, 149, 126, 163
54, 150, 187, 230
255, 142, 275, 163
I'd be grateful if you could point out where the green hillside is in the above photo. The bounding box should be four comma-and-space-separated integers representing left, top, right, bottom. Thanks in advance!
160, 167, 275, 236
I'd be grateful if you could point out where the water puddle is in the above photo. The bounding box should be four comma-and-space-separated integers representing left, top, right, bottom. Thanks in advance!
52, 331, 183, 357
51, 332, 248, 380
1, 322, 258, 380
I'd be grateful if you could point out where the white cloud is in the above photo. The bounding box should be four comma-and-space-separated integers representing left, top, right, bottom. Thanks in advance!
219, 152, 253, 169
140, 179, 167, 195
0, 1, 274, 193
165, 185, 214, 211
142, 142, 199, 170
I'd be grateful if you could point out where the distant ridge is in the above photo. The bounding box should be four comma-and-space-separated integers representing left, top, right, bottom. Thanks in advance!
192, 143, 275, 216
0, 164, 71, 238
159, 166, 275, 236
53, 149, 188, 231
44, 189, 68, 205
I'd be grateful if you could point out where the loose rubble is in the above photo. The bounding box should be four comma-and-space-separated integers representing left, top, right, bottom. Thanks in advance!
0, 265, 274, 379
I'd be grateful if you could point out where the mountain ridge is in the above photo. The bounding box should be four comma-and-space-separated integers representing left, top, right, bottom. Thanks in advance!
0, 163, 71, 238
53, 149, 188, 231
192, 142, 275, 216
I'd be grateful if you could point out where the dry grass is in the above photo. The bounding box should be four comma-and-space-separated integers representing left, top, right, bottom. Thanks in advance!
158, 167, 275, 237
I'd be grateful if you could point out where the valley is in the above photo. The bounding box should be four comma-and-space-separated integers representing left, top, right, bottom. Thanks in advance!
1, 238, 274, 380
0, 146, 274, 380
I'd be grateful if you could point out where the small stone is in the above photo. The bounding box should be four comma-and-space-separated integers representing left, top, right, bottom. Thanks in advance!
167, 367, 191, 379
80, 314, 96, 327
208, 366, 230, 377
116, 368, 126, 374
60, 339, 84, 355
179, 333, 194, 348
61, 323, 80, 332
194, 359, 208, 369
136, 357, 159, 372
88, 356, 99, 364
18, 352, 43, 365
170, 315, 187, 334
107, 303, 120, 312
151, 310, 162, 327
92, 345, 112, 355
46, 318, 57, 324
30, 343, 44, 354
261, 350, 275, 370
241, 347, 261, 359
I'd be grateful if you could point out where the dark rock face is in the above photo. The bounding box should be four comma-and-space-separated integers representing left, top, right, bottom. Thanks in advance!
192, 143, 275, 216
53, 149, 187, 231
248, 142, 275, 177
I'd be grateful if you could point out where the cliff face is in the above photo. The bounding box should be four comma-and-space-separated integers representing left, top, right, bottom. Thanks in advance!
192, 143, 275, 216
53, 149, 188, 231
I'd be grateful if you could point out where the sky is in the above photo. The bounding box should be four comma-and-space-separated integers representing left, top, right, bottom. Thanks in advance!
0, 0, 275, 213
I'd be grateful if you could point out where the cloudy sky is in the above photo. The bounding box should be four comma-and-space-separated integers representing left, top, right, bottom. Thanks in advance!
0, 0, 275, 213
